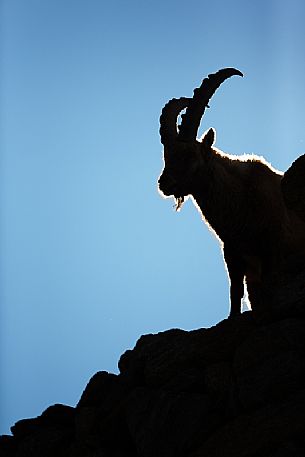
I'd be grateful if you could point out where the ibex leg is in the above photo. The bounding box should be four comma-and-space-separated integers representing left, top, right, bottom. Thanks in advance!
244, 256, 263, 314
223, 248, 245, 318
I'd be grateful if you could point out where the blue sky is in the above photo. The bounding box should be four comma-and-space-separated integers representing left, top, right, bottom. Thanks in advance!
1, 0, 305, 434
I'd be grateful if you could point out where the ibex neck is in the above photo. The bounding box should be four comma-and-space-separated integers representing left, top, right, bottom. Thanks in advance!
191, 151, 245, 238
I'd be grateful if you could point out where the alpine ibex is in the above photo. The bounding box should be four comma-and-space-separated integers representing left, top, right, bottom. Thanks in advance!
158, 68, 305, 317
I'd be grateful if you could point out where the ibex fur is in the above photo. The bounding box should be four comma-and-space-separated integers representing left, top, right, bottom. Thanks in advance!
158, 68, 305, 318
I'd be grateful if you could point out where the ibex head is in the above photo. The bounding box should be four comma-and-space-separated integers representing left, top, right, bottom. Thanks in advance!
158, 68, 243, 210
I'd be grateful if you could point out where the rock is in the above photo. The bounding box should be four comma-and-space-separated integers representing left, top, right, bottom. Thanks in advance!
9, 404, 75, 457
234, 318, 305, 410
118, 313, 256, 390
77, 371, 122, 409
14, 425, 73, 457
0, 435, 17, 457
190, 390, 305, 457
124, 387, 211, 457
1, 311, 305, 457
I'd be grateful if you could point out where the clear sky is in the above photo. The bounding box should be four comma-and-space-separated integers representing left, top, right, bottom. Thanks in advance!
1, 0, 305, 435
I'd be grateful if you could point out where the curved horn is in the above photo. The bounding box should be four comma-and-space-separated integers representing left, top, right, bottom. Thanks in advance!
159, 97, 190, 146
178, 68, 243, 141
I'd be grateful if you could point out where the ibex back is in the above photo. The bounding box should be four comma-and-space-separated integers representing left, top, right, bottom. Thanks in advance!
158, 68, 305, 318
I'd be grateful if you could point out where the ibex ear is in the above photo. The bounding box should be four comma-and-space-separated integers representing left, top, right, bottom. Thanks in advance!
202, 128, 216, 148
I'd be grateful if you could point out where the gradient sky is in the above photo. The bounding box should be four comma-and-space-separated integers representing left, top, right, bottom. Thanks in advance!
1, 0, 305, 434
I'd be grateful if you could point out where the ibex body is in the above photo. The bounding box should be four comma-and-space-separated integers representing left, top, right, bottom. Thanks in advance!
158, 69, 305, 317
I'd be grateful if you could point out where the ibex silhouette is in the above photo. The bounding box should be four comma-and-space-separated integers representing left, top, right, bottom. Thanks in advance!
158, 68, 305, 317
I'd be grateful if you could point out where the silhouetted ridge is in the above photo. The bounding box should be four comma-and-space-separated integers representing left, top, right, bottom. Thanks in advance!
1, 292, 305, 456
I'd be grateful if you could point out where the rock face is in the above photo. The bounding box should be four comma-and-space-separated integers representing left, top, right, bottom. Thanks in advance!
1, 309, 305, 457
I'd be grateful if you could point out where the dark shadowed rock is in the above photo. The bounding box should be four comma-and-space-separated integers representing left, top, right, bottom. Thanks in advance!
234, 318, 305, 410
118, 313, 256, 390
1, 309, 305, 457
190, 390, 305, 457
124, 387, 212, 457
11, 404, 75, 438
9, 404, 75, 457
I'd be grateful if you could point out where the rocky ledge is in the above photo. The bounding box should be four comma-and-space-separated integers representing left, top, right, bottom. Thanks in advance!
1, 308, 305, 457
